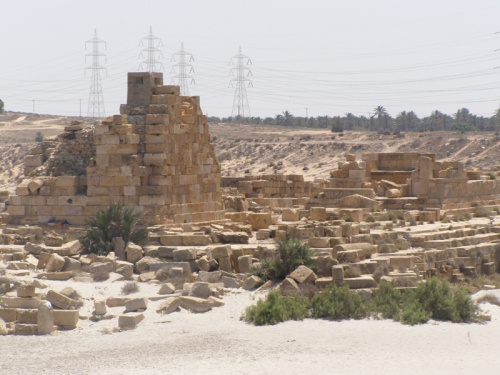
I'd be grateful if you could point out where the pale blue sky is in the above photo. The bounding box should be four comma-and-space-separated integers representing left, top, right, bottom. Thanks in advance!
1, 0, 499, 119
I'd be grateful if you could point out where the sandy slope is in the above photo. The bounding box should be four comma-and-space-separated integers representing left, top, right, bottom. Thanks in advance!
1, 277, 499, 375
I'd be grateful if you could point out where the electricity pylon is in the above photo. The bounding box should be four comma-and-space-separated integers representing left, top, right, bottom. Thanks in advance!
139, 26, 164, 72
85, 29, 106, 119
229, 46, 253, 119
170, 42, 195, 96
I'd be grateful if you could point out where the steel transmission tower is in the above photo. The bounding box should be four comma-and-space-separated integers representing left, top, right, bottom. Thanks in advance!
170, 42, 195, 96
139, 26, 164, 72
85, 29, 106, 119
229, 46, 253, 119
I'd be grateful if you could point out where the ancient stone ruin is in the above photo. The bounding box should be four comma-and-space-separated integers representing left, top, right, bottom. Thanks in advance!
1, 75, 500, 336
5, 72, 224, 226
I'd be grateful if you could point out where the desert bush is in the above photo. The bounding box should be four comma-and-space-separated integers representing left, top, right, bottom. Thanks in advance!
400, 302, 431, 325
79, 204, 149, 255
369, 280, 403, 319
121, 281, 139, 295
310, 283, 367, 320
383, 223, 393, 231
365, 215, 375, 223
252, 233, 314, 281
243, 290, 310, 325
474, 206, 489, 218
394, 237, 410, 250
343, 214, 355, 222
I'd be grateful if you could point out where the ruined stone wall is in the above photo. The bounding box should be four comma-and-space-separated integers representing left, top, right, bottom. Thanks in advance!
6, 72, 224, 226
222, 174, 324, 199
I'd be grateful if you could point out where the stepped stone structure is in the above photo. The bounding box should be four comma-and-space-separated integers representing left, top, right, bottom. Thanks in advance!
6, 72, 224, 225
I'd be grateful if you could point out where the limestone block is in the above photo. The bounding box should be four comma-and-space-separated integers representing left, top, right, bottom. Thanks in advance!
238, 255, 253, 274
94, 299, 107, 315
45, 254, 65, 273
15, 324, 38, 335
156, 297, 181, 314
247, 213, 272, 230
160, 235, 183, 246
112, 237, 126, 260
339, 194, 378, 209
0, 317, 7, 335
28, 179, 44, 194
45, 233, 64, 247
343, 275, 376, 289
46, 290, 76, 310
36, 271, 72, 281
242, 275, 263, 290
17, 283, 35, 298
124, 297, 148, 313
183, 235, 210, 246
179, 296, 213, 313
289, 266, 317, 284
118, 313, 144, 330
218, 256, 232, 272
133, 256, 157, 274
280, 277, 300, 296
59, 257, 80, 273
308, 237, 331, 248
196, 256, 210, 272
0, 308, 17, 322
173, 248, 197, 262
24, 154, 44, 168
125, 242, 143, 263
332, 265, 344, 281
256, 229, 270, 241
208, 245, 231, 259
312, 255, 338, 277
190, 282, 210, 299
219, 232, 249, 244
197, 271, 222, 283
15, 180, 30, 196
115, 261, 134, 279
106, 297, 130, 307
221, 275, 240, 288
310, 207, 326, 221
282, 208, 300, 222
158, 283, 176, 295
89, 262, 113, 280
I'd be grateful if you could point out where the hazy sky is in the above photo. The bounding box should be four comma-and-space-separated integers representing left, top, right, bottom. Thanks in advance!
1, 0, 499, 119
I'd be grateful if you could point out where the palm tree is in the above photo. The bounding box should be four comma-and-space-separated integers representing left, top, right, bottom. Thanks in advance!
373, 106, 390, 130
282, 111, 294, 127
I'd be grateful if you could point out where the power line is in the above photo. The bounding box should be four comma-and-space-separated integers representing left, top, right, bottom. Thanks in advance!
170, 42, 195, 96
85, 29, 106, 119
229, 45, 253, 118
138, 26, 164, 72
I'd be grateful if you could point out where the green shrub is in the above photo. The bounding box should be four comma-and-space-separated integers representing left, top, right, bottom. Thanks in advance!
79, 204, 148, 255
243, 290, 310, 325
401, 302, 431, 325
310, 283, 367, 320
369, 281, 403, 320
253, 233, 314, 281
343, 214, 355, 222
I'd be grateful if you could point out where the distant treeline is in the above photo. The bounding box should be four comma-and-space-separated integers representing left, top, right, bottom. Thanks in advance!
208, 107, 500, 132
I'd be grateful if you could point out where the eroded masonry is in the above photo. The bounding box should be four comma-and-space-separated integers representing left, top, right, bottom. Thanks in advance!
6, 72, 224, 225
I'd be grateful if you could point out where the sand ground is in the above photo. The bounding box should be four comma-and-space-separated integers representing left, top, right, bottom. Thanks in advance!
1, 278, 500, 375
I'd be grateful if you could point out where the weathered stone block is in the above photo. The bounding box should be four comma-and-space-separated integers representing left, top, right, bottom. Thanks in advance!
125, 242, 143, 263
118, 312, 144, 329
46, 290, 77, 310
190, 282, 210, 299
124, 297, 148, 313
172, 248, 197, 262
156, 297, 181, 314
289, 265, 317, 284
237, 255, 253, 274
45, 253, 65, 273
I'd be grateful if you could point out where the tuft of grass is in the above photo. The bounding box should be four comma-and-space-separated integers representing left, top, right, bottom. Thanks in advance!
365, 215, 375, 223
121, 281, 139, 295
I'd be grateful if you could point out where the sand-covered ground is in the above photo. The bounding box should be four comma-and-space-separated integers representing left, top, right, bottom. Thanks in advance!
1, 277, 500, 375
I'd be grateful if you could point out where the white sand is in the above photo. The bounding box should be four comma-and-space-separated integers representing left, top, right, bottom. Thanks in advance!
1, 278, 500, 375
